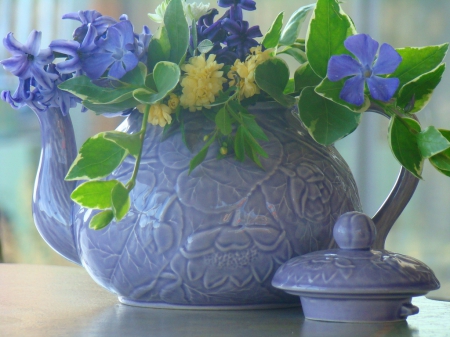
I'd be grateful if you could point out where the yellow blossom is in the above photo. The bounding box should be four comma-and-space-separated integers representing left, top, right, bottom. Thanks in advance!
228, 47, 274, 100
168, 93, 180, 110
180, 54, 226, 112
147, 103, 173, 127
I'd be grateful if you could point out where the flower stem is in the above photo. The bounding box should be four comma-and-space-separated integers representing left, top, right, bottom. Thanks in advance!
126, 105, 150, 192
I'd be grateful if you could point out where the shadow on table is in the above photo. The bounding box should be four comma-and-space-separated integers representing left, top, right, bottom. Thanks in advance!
73, 304, 417, 337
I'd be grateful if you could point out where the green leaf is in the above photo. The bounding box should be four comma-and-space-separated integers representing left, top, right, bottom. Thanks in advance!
71, 180, 119, 209
65, 134, 127, 180
306, 0, 356, 78
278, 46, 307, 63
103, 131, 142, 157
284, 79, 295, 95
89, 210, 114, 230
164, 0, 189, 64
119, 62, 148, 87
298, 87, 361, 145
242, 127, 268, 158
254, 58, 297, 107
262, 12, 284, 49
189, 134, 216, 174
215, 107, 232, 135
190, 19, 198, 55
111, 182, 130, 221
294, 62, 322, 92
388, 116, 423, 179
234, 126, 245, 162
279, 4, 315, 46
148, 26, 171, 70
315, 77, 370, 112
397, 63, 446, 113
82, 98, 139, 114
417, 126, 450, 158
241, 114, 268, 141
389, 43, 449, 89
197, 39, 214, 54
430, 129, 450, 173
132, 61, 180, 104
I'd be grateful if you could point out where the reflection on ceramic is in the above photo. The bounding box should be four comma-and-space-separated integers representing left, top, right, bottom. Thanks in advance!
32, 103, 417, 307
272, 212, 440, 322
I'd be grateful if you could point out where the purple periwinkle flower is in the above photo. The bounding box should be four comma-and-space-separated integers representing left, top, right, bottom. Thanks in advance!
0, 31, 58, 90
327, 34, 402, 106
82, 20, 139, 79
49, 24, 97, 75
218, 0, 256, 21
63, 10, 117, 42
222, 19, 262, 60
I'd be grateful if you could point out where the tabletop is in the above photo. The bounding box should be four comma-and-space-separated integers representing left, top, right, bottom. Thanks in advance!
0, 264, 449, 337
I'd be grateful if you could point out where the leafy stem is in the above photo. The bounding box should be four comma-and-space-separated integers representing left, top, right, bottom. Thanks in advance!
126, 105, 150, 191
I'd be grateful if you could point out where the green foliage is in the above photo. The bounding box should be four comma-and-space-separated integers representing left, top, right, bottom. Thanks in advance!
417, 126, 450, 159
164, 0, 189, 65
294, 62, 322, 92
279, 4, 315, 46
148, 26, 171, 70
298, 87, 361, 145
111, 182, 131, 221
89, 210, 114, 230
306, 0, 356, 78
65, 134, 127, 181
215, 107, 232, 135
104, 131, 142, 157
397, 64, 446, 113
254, 58, 296, 107
71, 180, 120, 209
262, 12, 284, 49
197, 39, 214, 54
388, 116, 423, 179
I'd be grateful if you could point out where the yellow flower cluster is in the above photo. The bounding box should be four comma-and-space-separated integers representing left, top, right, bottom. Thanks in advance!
138, 93, 180, 128
180, 54, 226, 112
228, 46, 273, 100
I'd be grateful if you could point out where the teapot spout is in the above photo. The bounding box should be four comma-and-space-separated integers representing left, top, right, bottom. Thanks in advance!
32, 107, 81, 265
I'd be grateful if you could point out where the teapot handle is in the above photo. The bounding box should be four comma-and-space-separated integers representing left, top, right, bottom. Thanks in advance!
368, 104, 420, 249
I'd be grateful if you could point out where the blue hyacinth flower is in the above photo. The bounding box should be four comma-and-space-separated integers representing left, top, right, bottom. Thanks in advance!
327, 34, 402, 106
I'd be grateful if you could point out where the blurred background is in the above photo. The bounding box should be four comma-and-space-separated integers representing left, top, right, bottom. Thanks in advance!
0, 0, 449, 287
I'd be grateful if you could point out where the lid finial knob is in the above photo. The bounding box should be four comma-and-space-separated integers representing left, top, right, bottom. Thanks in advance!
333, 212, 376, 250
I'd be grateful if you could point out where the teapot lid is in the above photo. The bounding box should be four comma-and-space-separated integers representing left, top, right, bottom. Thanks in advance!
272, 211, 439, 297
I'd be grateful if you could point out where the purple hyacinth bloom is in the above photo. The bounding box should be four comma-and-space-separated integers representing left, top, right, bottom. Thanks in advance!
49, 24, 97, 74
222, 19, 262, 60
327, 34, 402, 106
136, 25, 152, 63
1, 78, 45, 112
218, 0, 256, 21
63, 10, 117, 42
0, 31, 58, 90
82, 20, 139, 79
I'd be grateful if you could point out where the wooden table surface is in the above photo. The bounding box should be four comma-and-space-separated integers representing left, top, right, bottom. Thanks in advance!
0, 263, 449, 337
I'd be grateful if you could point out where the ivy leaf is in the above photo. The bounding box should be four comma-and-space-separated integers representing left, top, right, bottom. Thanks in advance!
65, 134, 127, 180
82, 98, 138, 114
148, 26, 171, 70
132, 61, 180, 104
262, 12, 284, 49
89, 210, 114, 230
298, 87, 361, 145
197, 39, 214, 54
215, 107, 232, 135
254, 58, 296, 107
315, 77, 370, 112
164, 0, 189, 65
189, 134, 216, 174
119, 62, 148, 87
389, 43, 449, 90
397, 63, 446, 113
111, 182, 130, 221
417, 126, 450, 158
388, 116, 423, 179
71, 180, 119, 209
306, 0, 356, 78
104, 131, 142, 157
429, 130, 450, 174
279, 4, 315, 46
294, 62, 322, 92
278, 46, 307, 64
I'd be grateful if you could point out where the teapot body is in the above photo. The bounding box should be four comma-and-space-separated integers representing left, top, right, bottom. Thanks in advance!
71, 102, 361, 307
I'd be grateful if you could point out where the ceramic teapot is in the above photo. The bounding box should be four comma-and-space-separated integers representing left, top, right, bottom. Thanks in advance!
32, 102, 418, 308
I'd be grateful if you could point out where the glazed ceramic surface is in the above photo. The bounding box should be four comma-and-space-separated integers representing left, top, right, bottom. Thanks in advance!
33, 102, 366, 307
272, 212, 440, 322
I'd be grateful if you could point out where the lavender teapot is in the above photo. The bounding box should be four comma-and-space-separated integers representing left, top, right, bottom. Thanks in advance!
33, 102, 417, 308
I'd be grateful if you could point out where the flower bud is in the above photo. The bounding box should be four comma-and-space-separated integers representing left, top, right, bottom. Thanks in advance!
220, 147, 228, 155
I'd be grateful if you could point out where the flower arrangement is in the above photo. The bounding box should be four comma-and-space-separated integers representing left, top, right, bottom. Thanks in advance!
1, 0, 448, 230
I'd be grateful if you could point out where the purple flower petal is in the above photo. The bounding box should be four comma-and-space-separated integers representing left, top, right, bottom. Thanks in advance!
3, 33, 27, 55
218, 0, 235, 8
26, 30, 41, 55
372, 43, 402, 75
344, 34, 378, 68
56, 56, 81, 74
49, 39, 79, 56
221, 18, 241, 35
340, 74, 365, 106
246, 25, 262, 39
109, 61, 126, 79
239, 0, 256, 11
1, 56, 30, 77
122, 52, 138, 71
82, 52, 113, 79
327, 55, 362, 81
366, 76, 400, 102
